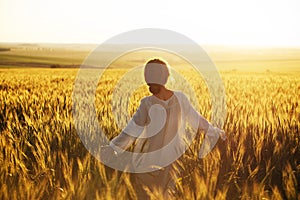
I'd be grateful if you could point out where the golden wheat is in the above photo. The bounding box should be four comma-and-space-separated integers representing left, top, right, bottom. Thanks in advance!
0, 68, 299, 199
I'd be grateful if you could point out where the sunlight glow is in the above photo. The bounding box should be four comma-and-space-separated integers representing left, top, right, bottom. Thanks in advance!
0, 0, 299, 46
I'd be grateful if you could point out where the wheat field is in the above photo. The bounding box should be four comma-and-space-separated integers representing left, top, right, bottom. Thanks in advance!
0, 66, 299, 199
0, 44, 300, 199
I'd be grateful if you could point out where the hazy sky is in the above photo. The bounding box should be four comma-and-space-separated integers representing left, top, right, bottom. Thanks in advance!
0, 0, 299, 46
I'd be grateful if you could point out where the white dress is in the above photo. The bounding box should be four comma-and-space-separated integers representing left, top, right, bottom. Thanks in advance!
110, 91, 210, 198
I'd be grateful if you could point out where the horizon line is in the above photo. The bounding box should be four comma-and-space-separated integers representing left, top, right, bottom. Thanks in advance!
1, 41, 300, 49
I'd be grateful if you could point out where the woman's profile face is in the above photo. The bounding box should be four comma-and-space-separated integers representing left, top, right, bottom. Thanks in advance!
147, 83, 161, 94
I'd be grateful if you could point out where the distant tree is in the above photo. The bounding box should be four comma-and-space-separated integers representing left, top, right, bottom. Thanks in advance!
50, 64, 61, 68
0, 48, 10, 52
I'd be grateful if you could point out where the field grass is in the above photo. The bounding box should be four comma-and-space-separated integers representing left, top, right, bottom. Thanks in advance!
0, 44, 300, 199
1, 43, 300, 71
0, 44, 89, 67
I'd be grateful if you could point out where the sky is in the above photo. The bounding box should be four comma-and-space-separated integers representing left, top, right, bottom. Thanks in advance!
0, 0, 299, 46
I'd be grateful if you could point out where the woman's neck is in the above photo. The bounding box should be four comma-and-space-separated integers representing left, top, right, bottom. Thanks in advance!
154, 87, 174, 101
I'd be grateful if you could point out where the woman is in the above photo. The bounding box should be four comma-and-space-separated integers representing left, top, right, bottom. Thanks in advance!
101, 58, 226, 199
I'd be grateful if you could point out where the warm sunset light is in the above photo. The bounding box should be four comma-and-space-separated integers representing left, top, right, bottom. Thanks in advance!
1, 0, 299, 46
1, 1, 300, 199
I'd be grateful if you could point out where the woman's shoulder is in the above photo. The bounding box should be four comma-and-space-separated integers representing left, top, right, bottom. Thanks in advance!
139, 96, 153, 106
139, 91, 189, 105
173, 90, 189, 100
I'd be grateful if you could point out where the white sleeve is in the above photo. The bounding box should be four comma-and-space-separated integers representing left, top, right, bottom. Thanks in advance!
180, 92, 209, 132
110, 98, 148, 154
206, 123, 219, 137
110, 132, 136, 154
179, 93, 224, 138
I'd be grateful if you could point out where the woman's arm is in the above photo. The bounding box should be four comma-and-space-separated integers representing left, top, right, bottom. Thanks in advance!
105, 98, 148, 155
182, 93, 226, 140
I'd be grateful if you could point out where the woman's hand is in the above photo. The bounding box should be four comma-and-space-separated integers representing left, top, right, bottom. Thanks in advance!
207, 124, 227, 141
217, 128, 227, 141
100, 145, 118, 163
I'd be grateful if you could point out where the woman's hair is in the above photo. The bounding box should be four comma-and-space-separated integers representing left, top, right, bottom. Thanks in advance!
146, 58, 168, 66
144, 58, 170, 85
